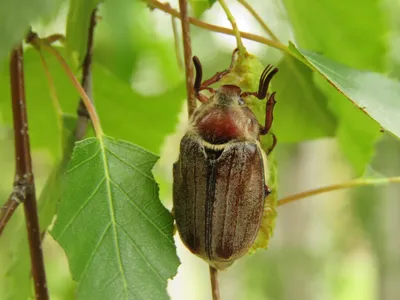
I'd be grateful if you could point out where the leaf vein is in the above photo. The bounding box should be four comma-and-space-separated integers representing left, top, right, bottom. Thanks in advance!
100, 140, 129, 299
116, 223, 166, 284
79, 222, 112, 282
55, 176, 106, 240
67, 148, 101, 173
105, 147, 155, 181
109, 179, 173, 244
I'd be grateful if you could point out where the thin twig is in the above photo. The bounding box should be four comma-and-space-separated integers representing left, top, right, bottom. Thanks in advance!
171, 16, 184, 70
147, 0, 289, 54
278, 176, 400, 206
218, 0, 246, 54
178, 0, 196, 117
41, 43, 103, 136
237, 0, 278, 41
0, 193, 22, 235
9, 44, 49, 300
75, 8, 97, 140
209, 266, 221, 300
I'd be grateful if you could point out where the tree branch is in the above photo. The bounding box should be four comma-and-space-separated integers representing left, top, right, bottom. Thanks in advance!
218, 0, 246, 54
9, 44, 49, 300
146, 0, 289, 53
178, 0, 196, 117
42, 43, 103, 136
75, 8, 97, 140
209, 266, 221, 300
278, 176, 400, 206
0, 190, 24, 235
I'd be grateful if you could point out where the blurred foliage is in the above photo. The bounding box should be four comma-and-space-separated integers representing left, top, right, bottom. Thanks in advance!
282, 0, 388, 175
272, 54, 336, 142
0, 0, 64, 65
66, 0, 101, 66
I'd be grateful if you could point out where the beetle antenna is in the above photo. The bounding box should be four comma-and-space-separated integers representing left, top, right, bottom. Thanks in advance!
257, 65, 279, 99
193, 56, 203, 94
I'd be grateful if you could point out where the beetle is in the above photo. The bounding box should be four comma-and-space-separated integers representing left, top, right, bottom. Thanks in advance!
173, 56, 279, 270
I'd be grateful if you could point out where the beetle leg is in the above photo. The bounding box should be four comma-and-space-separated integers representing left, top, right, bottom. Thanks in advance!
199, 49, 239, 90
200, 69, 230, 90
193, 55, 233, 91
260, 92, 276, 135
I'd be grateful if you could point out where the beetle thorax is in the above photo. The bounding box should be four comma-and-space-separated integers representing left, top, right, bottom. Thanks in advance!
190, 88, 260, 145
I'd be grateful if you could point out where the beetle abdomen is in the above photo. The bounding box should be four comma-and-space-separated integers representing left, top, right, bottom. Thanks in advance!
173, 134, 267, 269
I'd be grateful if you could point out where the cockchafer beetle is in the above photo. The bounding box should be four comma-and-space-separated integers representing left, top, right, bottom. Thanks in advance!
173, 56, 279, 270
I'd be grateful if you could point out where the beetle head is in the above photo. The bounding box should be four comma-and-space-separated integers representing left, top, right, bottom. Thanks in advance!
215, 84, 244, 106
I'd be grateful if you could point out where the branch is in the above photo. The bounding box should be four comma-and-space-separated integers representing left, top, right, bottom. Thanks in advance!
147, 0, 289, 54
178, 0, 196, 117
75, 8, 97, 140
237, 0, 279, 41
0, 190, 24, 235
209, 266, 221, 300
218, 0, 246, 54
41, 43, 103, 137
9, 44, 49, 300
278, 176, 400, 206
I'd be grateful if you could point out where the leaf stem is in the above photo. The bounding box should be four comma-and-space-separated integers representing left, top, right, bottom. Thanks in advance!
41, 43, 103, 137
218, 0, 246, 54
9, 43, 49, 300
178, 0, 196, 117
278, 176, 400, 206
237, 0, 279, 41
75, 8, 97, 140
146, 0, 289, 54
209, 266, 221, 300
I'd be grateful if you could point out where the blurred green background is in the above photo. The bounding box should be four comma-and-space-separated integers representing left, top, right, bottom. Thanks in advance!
1, 0, 400, 299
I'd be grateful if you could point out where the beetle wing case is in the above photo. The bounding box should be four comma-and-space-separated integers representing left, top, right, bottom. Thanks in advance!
173, 133, 267, 270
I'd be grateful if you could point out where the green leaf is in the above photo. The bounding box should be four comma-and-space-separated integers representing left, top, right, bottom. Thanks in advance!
283, 0, 389, 174
272, 55, 336, 143
298, 49, 399, 140
290, 45, 400, 173
0, 48, 185, 156
0, 115, 76, 300
189, 0, 217, 17
51, 136, 179, 299
66, 0, 101, 65
0, 0, 63, 64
